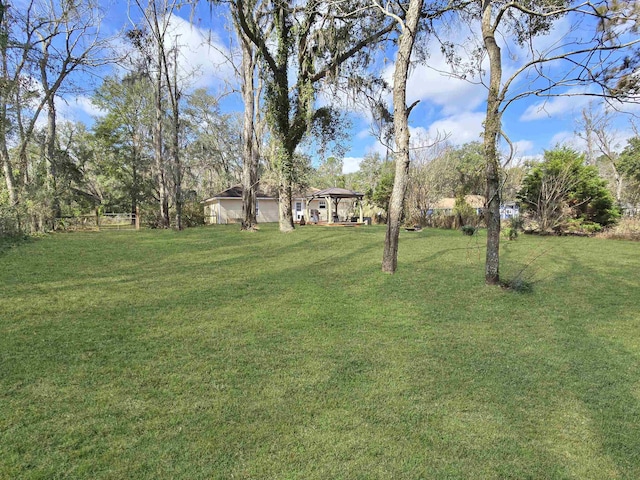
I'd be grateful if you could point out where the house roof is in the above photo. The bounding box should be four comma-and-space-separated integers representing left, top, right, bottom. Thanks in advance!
203, 185, 364, 203
308, 187, 364, 199
202, 185, 276, 203
433, 195, 486, 210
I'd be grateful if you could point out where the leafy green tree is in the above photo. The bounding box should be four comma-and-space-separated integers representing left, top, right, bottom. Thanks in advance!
313, 156, 345, 189
92, 74, 155, 218
182, 89, 242, 197
518, 147, 619, 232
442, 0, 640, 283
619, 137, 640, 184
233, 0, 394, 232
367, 161, 395, 216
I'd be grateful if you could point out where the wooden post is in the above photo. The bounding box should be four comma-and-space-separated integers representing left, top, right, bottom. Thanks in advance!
95, 208, 100, 230
135, 205, 140, 230
359, 200, 363, 223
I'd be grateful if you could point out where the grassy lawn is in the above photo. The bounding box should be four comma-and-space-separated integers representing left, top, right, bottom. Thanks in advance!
1, 224, 639, 479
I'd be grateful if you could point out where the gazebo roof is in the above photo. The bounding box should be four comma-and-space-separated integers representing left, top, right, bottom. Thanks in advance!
308, 187, 364, 200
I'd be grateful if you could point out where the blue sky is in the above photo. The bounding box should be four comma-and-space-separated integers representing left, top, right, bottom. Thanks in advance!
61, 1, 640, 174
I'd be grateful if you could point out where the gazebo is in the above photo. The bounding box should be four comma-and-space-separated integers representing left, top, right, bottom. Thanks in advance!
306, 187, 365, 224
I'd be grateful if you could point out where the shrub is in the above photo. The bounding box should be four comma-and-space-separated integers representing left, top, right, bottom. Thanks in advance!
597, 217, 640, 241
501, 276, 534, 293
503, 226, 518, 240
502, 216, 523, 240
453, 195, 476, 227
425, 213, 456, 229
461, 225, 476, 236
181, 200, 205, 228
565, 219, 602, 235
518, 147, 619, 233
0, 196, 28, 237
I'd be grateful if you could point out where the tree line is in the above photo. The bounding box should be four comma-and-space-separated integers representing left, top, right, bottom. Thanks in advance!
1, 0, 639, 285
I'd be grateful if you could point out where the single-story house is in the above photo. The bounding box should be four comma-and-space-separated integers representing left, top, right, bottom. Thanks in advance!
429, 195, 486, 216
202, 185, 278, 224
202, 185, 365, 224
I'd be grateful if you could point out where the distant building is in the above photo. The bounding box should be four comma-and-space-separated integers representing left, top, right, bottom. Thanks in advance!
202, 185, 365, 224
426, 195, 519, 220
500, 201, 520, 220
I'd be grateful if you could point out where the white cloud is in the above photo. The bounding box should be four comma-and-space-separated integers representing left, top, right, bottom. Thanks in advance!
112, 14, 235, 91
404, 67, 486, 116
356, 129, 372, 140
343, 156, 363, 174
58, 96, 106, 121
520, 90, 594, 121
366, 139, 389, 158
423, 112, 485, 145
167, 16, 235, 89
513, 139, 534, 156
383, 33, 490, 116
549, 130, 585, 149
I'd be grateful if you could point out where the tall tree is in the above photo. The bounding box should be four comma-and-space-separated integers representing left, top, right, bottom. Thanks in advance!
230, 3, 267, 230
233, 0, 394, 232
381, 0, 426, 273
128, 0, 193, 228
92, 74, 155, 218
0, 0, 108, 227
182, 88, 242, 197
576, 104, 626, 204
450, 0, 640, 284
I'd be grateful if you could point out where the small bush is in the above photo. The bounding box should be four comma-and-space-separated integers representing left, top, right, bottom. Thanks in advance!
501, 276, 534, 293
461, 225, 476, 236
502, 217, 523, 241
425, 214, 456, 229
597, 217, 640, 241
181, 200, 205, 228
503, 226, 518, 241
565, 219, 602, 236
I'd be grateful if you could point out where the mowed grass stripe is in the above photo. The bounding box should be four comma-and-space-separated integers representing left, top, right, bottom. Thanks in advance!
1, 225, 639, 479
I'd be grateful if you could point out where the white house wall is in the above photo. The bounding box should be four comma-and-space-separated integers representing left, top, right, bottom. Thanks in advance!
204, 197, 361, 224
257, 200, 279, 223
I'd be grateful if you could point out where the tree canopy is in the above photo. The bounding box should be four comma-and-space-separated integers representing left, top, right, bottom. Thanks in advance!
518, 147, 619, 232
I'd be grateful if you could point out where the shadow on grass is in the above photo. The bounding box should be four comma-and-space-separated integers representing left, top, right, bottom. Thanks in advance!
0, 234, 32, 257
3, 227, 640, 478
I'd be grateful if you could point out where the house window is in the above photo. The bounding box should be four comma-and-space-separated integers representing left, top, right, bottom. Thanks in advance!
319, 199, 326, 209
295, 202, 302, 211
255, 200, 259, 215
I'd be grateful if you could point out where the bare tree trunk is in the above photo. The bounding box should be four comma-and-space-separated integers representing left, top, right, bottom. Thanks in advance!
154, 49, 169, 228
482, 0, 502, 285
169, 46, 181, 231
173, 124, 181, 230
1, 143, 16, 205
45, 96, 61, 226
0, 70, 16, 205
131, 134, 141, 222
278, 180, 294, 232
240, 32, 259, 230
272, 137, 295, 232
614, 169, 623, 205
382, 0, 423, 273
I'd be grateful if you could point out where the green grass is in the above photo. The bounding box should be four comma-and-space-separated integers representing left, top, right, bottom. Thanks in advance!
1, 224, 639, 479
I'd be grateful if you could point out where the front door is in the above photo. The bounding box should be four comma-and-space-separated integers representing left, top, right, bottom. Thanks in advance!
294, 201, 304, 220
